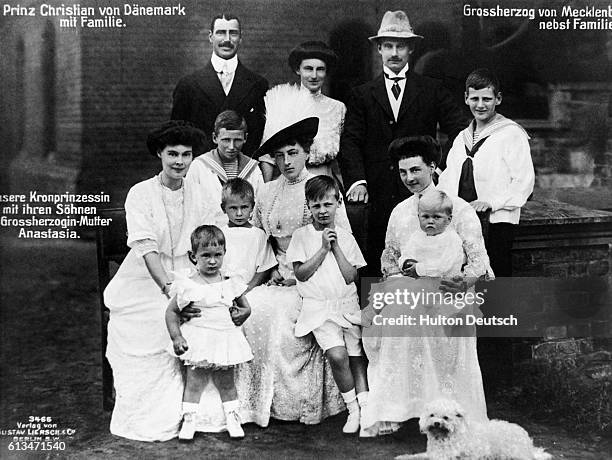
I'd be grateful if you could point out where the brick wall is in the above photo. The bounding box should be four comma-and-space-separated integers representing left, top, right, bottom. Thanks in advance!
2, 0, 83, 193
2, 0, 459, 204
1, 0, 611, 206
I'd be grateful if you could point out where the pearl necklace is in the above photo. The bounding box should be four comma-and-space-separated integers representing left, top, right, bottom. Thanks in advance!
266, 171, 310, 235
158, 173, 185, 271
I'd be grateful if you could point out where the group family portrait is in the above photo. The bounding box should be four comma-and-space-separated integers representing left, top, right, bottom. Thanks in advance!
0, 0, 611, 458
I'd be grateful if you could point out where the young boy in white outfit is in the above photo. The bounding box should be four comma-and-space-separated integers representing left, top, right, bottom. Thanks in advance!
438, 68, 535, 277
286, 175, 368, 434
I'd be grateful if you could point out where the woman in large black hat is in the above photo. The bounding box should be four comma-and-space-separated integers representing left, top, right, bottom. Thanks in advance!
234, 93, 353, 426
259, 41, 346, 182
104, 121, 216, 441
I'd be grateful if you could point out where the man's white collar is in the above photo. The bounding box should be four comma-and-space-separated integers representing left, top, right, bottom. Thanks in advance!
383, 63, 409, 78
211, 54, 238, 73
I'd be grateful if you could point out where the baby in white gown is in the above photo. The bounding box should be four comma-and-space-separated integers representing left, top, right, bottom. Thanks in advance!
346, 189, 464, 326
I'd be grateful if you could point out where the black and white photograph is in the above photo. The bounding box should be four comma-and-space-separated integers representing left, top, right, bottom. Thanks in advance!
0, 0, 610, 458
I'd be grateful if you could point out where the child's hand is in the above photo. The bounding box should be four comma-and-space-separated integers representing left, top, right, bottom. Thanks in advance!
173, 336, 189, 355
268, 269, 284, 286
321, 228, 337, 251
402, 259, 419, 278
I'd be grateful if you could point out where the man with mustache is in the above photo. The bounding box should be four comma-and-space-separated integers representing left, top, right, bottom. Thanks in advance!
340, 11, 465, 276
171, 13, 268, 157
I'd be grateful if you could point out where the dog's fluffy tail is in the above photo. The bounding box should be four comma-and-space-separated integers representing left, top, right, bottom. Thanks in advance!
533, 447, 553, 460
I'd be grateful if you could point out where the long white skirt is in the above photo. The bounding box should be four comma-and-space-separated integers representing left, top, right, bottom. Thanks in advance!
362, 332, 488, 435
104, 251, 188, 441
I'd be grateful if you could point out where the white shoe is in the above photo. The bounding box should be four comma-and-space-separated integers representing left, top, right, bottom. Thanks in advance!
178, 412, 196, 442
225, 410, 245, 438
343, 407, 361, 434
359, 426, 376, 438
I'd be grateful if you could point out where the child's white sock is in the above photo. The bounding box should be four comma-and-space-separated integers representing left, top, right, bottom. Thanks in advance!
222, 400, 244, 438
181, 402, 199, 415
179, 402, 199, 441
341, 389, 360, 433
222, 399, 240, 413
357, 391, 369, 408
341, 389, 359, 413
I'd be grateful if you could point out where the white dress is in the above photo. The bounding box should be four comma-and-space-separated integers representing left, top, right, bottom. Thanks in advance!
286, 223, 366, 337
103, 176, 215, 441
362, 184, 491, 436
191, 225, 277, 432
169, 273, 253, 368
235, 169, 351, 426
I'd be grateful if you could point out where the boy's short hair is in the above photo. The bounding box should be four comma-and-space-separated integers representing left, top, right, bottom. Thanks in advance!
214, 110, 248, 135
220, 178, 255, 210
190, 225, 226, 253
465, 68, 501, 96
418, 189, 453, 215
305, 175, 340, 202
388, 135, 441, 167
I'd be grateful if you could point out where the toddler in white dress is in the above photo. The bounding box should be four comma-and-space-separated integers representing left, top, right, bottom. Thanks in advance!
165, 225, 252, 441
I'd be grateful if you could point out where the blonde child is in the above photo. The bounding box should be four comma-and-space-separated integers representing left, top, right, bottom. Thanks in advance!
399, 189, 464, 278
165, 225, 252, 441
219, 178, 277, 290
345, 189, 465, 327
286, 175, 368, 434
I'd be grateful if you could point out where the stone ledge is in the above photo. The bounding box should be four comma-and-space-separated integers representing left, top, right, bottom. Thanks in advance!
519, 198, 612, 226
533, 187, 612, 212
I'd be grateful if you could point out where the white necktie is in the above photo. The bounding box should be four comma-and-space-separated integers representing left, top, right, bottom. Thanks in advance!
219, 66, 232, 95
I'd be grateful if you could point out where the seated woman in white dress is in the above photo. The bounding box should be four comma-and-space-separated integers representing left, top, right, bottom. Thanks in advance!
235, 90, 353, 426
259, 41, 346, 182
187, 110, 264, 227
103, 121, 216, 441
361, 136, 492, 437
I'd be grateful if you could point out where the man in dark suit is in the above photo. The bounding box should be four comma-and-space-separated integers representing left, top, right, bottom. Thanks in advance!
340, 10, 465, 276
171, 13, 268, 157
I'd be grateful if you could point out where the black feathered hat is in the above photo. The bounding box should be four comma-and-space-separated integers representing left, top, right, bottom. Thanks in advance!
288, 41, 338, 73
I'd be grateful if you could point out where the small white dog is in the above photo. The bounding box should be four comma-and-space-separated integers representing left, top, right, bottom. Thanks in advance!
396, 399, 552, 460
